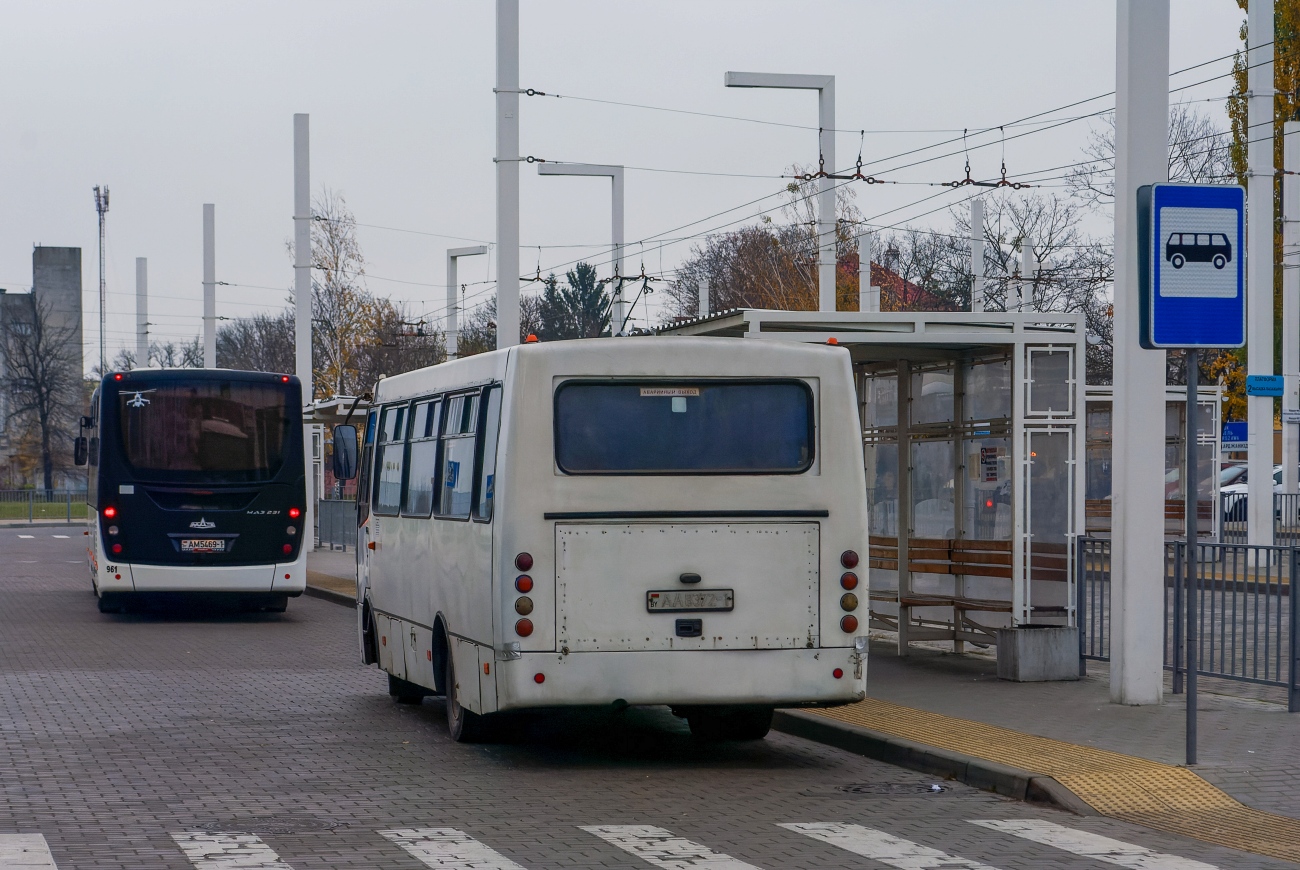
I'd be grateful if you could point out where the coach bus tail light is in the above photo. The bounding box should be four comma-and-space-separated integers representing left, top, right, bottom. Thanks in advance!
102, 506, 117, 519
107, 526, 119, 536
288, 506, 301, 519
282, 544, 293, 555
840, 615, 858, 633
111, 543, 123, 555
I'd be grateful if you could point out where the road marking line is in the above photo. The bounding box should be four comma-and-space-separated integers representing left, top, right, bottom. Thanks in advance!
580, 825, 761, 870
17, 535, 33, 539
379, 828, 528, 869
51, 535, 69, 539
0, 834, 57, 869
969, 820, 1219, 870
782, 823, 1000, 870
171, 832, 294, 869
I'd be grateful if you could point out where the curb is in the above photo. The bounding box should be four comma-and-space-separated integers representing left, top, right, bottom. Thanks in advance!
303, 585, 355, 608
772, 709, 1096, 816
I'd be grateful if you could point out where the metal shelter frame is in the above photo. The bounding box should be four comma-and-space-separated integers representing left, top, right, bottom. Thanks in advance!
662, 308, 1087, 655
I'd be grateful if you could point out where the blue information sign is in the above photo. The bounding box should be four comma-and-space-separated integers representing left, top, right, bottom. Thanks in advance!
1138, 183, 1245, 349
1245, 374, 1285, 397
1222, 421, 1248, 449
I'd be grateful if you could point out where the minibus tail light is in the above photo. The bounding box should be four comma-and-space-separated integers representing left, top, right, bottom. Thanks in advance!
840, 615, 859, 633
515, 618, 534, 637
840, 549, 859, 569
515, 575, 533, 593
515, 552, 533, 571
840, 572, 858, 590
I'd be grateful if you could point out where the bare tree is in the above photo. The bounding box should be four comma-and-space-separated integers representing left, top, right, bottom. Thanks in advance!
1067, 102, 1232, 207
455, 295, 544, 357
217, 311, 296, 374
4, 291, 82, 491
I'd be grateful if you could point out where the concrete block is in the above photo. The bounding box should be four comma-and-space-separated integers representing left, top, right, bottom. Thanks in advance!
997, 626, 1080, 682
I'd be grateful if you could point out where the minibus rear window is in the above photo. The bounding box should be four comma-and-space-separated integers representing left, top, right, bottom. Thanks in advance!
554, 380, 813, 474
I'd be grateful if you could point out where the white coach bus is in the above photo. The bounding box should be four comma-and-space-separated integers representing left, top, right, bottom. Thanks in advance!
331, 336, 868, 742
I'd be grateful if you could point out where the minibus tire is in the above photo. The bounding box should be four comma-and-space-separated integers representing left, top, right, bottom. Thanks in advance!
686, 707, 774, 742
388, 673, 427, 705
444, 648, 485, 742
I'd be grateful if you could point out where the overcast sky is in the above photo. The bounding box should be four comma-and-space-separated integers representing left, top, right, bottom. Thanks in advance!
1, 1, 1245, 374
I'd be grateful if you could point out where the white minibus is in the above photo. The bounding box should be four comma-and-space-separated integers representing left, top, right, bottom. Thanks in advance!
332, 336, 868, 741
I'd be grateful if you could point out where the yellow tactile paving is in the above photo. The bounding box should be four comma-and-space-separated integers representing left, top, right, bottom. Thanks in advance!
813, 698, 1300, 864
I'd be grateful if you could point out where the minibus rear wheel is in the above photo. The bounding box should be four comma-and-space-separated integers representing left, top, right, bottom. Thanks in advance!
444, 646, 486, 742
96, 592, 128, 614
685, 706, 774, 742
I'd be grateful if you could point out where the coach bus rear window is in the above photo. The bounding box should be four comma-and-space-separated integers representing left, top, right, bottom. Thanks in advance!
554, 381, 813, 474
117, 381, 291, 483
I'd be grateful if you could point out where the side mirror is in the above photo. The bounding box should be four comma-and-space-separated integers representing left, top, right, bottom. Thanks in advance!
80, 415, 93, 430
332, 424, 358, 481
73, 436, 88, 466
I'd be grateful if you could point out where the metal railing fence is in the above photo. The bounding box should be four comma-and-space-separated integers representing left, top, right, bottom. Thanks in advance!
1078, 536, 1298, 711
317, 498, 356, 550
0, 490, 88, 523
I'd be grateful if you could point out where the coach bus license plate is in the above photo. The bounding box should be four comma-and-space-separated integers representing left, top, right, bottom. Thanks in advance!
646, 589, 734, 612
181, 538, 225, 553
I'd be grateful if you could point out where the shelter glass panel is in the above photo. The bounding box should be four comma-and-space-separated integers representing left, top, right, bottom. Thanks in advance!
865, 442, 900, 536
962, 437, 1012, 540
911, 440, 956, 539
964, 357, 1011, 422
1027, 349, 1073, 417
911, 369, 954, 425
1027, 430, 1072, 604
863, 373, 898, 428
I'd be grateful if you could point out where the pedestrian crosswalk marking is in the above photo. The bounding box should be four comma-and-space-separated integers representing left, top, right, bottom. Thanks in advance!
580, 825, 761, 870
379, 828, 529, 869
969, 820, 1220, 870
0, 834, 57, 869
171, 832, 294, 870
782, 822, 1002, 870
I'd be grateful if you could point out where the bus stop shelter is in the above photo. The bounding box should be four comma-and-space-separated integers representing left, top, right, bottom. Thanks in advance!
662, 309, 1086, 673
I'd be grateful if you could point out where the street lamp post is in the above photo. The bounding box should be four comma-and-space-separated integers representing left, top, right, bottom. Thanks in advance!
725, 72, 836, 312
537, 163, 627, 332
446, 246, 488, 359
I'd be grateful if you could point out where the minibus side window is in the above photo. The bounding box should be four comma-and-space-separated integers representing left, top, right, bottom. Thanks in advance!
437, 392, 479, 519
356, 409, 377, 524
402, 399, 441, 517
474, 386, 502, 521
373, 404, 407, 516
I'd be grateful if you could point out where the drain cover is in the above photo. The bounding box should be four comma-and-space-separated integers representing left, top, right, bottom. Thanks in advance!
191, 817, 347, 835
835, 782, 949, 795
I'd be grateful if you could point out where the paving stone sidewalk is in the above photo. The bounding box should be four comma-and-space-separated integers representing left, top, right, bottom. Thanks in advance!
864, 638, 1300, 820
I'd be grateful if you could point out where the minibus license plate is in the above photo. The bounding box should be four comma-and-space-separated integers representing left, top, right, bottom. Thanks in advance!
646, 589, 733, 612
181, 538, 225, 553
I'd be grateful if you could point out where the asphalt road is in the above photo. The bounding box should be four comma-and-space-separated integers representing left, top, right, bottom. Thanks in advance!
0, 532, 1287, 869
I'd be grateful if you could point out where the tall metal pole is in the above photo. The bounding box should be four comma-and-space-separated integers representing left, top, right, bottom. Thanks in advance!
698, 277, 710, 320
858, 231, 879, 312
1247, 0, 1276, 545
446, 246, 488, 359
970, 199, 985, 313
293, 113, 314, 552
202, 204, 216, 368
496, 0, 520, 349
725, 72, 836, 311
93, 186, 109, 374
135, 257, 148, 367
1282, 121, 1299, 495
1111, 0, 1169, 706
1185, 349, 1200, 764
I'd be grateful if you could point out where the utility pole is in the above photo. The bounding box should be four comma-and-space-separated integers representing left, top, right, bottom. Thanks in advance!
698, 277, 710, 319
537, 163, 626, 330
1283, 120, 1300, 495
1019, 237, 1036, 312
725, 72, 836, 311
135, 258, 148, 367
93, 186, 109, 374
970, 199, 985, 313
293, 113, 314, 552
496, 0, 521, 349
203, 204, 216, 368
1247, 0, 1276, 545
858, 231, 879, 312
446, 246, 488, 359
1111, 0, 1170, 706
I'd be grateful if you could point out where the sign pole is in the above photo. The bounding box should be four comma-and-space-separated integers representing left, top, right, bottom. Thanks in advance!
1185, 348, 1199, 765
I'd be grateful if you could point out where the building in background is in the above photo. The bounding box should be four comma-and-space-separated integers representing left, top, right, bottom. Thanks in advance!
0, 246, 84, 487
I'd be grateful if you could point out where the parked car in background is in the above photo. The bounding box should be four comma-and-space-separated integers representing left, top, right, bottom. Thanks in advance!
1221, 464, 1281, 522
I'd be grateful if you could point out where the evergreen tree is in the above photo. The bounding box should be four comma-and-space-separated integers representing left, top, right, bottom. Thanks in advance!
537, 262, 610, 340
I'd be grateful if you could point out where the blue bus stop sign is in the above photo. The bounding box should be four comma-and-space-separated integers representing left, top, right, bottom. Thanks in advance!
1138, 183, 1245, 349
